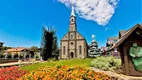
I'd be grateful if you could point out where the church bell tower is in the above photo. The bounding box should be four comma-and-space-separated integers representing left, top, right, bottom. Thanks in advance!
69, 6, 76, 32
60, 3, 88, 59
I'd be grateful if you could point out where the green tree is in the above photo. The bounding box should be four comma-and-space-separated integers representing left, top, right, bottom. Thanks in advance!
0, 46, 12, 54
40, 26, 59, 61
2, 46, 12, 51
30, 46, 39, 52
52, 31, 59, 60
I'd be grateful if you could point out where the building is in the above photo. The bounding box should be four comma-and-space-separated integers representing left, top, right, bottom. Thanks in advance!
119, 30, 127, 38
111, 23, 142, 76
5, 47, 29, 55
106, 37, 118, 47
60, 6, 88, 59
100, 46, 108, 55
105, 37, 119, 56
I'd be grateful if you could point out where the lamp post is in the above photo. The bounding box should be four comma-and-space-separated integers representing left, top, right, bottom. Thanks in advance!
0, 42, 3, 53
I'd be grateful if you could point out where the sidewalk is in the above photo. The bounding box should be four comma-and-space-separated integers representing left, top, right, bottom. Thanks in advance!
0, 61, 42, 67
91, 68, 142, 80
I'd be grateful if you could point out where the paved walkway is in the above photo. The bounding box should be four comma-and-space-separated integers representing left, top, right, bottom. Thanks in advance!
0, 61, 43, 67
91, 68, 142, 80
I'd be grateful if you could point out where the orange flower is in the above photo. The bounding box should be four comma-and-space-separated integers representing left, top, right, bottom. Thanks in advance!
19, 65, 112, 80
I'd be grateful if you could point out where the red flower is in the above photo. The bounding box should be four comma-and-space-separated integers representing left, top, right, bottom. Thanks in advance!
0, 66, 27, 80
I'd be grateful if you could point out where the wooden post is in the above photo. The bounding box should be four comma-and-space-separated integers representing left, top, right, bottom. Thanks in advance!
123, 46, 129, 75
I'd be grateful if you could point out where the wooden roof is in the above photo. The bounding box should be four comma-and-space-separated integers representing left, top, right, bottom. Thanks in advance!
100, 46, 108, 51
119, 30, 126, 35
107, 37, 118, 41
106, 37, 118, 46
119, 30, 126, 38
111, 24, 142, 49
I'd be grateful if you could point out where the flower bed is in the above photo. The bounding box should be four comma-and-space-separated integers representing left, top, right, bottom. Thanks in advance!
0, 66, 27, 80
19, 65, 111, 80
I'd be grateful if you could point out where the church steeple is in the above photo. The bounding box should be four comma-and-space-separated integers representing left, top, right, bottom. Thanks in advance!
69, 5, 77, 32
70, 6, 75, 17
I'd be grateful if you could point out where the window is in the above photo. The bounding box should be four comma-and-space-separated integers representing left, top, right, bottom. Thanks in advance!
79, 46, 82, 55
63, 46, 66, 55
114, 48, 118, 52
71, 19, 74, 22
70, 42, 74, 45
70, 18, 74, 22
70, 34, 73, 39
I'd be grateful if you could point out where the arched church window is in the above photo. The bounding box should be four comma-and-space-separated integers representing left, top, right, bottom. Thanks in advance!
70, 18, 74, 22
63, 46, 66, 55
71, 18, 74, 22
79, 46, 82, 55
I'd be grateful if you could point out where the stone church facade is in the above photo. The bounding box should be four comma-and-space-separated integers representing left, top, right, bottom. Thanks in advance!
60, 6, 88, 59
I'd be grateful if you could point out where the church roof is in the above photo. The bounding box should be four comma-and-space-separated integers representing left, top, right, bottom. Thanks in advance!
61, 31, 86, 41
70, 6, 76, 17
111, 24, 142, 49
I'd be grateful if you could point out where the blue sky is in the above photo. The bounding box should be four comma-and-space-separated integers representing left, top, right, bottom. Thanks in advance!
0, 0, 141, 48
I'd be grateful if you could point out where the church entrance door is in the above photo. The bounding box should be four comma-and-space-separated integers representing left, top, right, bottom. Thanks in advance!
70, 52, 74, 59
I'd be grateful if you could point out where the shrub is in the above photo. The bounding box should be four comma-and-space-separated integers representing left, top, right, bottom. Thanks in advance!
0, 54, 4, 58
90, 56, 121, 71
19, 65, 111, 80
48, 58, 57, 61
14, 54, 18, 58
0, 66, 27, 80
7, 54, 12, 59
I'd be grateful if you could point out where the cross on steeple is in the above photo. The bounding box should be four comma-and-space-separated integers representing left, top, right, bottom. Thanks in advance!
70, 5, 75, 17
70, 0, 76, 16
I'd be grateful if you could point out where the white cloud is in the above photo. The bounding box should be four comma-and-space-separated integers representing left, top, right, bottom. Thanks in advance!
58, 0, 119, 25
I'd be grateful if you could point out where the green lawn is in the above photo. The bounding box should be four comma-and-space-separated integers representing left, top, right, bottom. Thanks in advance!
21, 58, 93, 71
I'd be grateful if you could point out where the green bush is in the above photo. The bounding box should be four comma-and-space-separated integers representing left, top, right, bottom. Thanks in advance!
34, 53, 40, 59
0, 54, 4, 58
7, 54, 12, 59
90, 56, 121, 71
14, 54, 18, 58
48, 58, 57, 61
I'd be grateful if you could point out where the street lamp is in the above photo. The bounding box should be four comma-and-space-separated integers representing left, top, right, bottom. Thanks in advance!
0, 42, 3, 47
0, 42, 3, 52
0, 42, 3, 56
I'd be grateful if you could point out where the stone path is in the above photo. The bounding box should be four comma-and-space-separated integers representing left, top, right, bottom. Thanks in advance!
91, 68, 142, 80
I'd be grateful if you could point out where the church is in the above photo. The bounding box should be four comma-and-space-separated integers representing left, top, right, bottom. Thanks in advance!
60, 6, 88, 59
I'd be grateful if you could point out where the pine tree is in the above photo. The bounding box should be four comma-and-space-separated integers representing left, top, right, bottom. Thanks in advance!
40, 26, 59, 61
51, 30, 59, 59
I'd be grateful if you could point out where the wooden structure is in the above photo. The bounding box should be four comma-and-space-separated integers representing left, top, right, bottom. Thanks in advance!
111, 24, 142, 76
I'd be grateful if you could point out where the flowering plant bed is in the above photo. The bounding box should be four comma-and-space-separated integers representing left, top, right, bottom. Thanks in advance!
0, 66, 27, 80
19, 65, 111, 80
